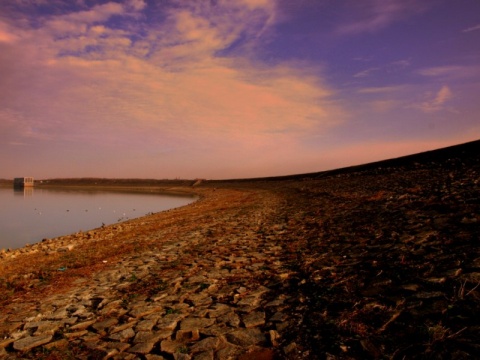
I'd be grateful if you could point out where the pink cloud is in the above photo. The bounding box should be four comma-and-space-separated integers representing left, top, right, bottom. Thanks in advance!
414, 85, 453, 113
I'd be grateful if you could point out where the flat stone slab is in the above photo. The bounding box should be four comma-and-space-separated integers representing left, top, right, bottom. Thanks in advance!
160, 339, 188, 354
13, 334, 53, 351
242, 311, 265, 328
179, 317, 215, 331
127, 341, 156, 354
91, 317, 119, 334
133, 329, 173, 344
225, 328, 267, 347
190, 337, 221, 353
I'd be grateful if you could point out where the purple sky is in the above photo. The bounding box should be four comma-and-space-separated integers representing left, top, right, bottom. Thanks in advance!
1, 0, 479, 180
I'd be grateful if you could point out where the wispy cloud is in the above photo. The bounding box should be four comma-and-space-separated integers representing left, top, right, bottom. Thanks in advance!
353, 67, 380, 78
336, 0, 427, 35
417, 65, 480, 79
462, 24, 480, 33
353, 59, 410, 79
357, 85, 406, 94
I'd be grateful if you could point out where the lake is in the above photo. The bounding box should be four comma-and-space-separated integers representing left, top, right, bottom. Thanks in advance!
0, 186, 195, 250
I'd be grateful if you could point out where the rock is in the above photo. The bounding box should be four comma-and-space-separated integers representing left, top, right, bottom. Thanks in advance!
133, 329, 173, 344
190, 337, 221, 354
160, 339, 187, 354
69, 319, 97, 331
145, 355, 168, 360
44, 339, 69, 350
269, 330, 280, 347
129, 304, 163, 318
13, 334, 53, 351
225, 328, 267, 347
218, 311, 241, 327
242, 311, 265, 328
91, 317, 119, 335
109, 327, 135, 342
64, 330, 89, 339
175, 329, 200, 341
179, 318, 215, 331
127, 341, 156, 354
135, 319, 156, 331
215, 342, 244, 359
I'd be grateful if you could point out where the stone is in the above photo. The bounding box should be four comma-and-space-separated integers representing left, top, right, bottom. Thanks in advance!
268, 312, 288, 323
192, 351, 214, 360
145, 355, 168, 360
176, 329, 200, 341
173, 353, 191, 360
110, 321, 136, 334
129, 304, 163, 318
236, 296, 262, 308
0, 321, 22, 336
160, 339, 187, 354
156, 316, 180, 331
242, 311, 265, 328
43, 339, 69, 350
218, 311, 241, 327
190, 337, 221, 354
108, 327, 135, 342
225, 328, 267, 347
269, 330, 280, 347
283, 342, 297, 354
70, 319, 97, 331
64, 330, 89, 339
133, 329, 173, 344
13, 334, 53, 351
91, 317, 119, 335
179, 317, 215, 331
215, 342, 244, 359
62, 317, 79, 326
105, 341, 131, 352
206, 303, 232, 318
135, 319, 156, 331
127, 342, 156, 354
200, 324, 234, 337
0, 338, 15, 350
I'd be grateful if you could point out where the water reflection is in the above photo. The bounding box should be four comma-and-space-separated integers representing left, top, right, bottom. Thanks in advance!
14, 187, 34, 197
0, 187, 195, 250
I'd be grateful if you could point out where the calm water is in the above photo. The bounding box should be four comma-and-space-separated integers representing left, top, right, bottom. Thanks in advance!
0, 187, 195, 250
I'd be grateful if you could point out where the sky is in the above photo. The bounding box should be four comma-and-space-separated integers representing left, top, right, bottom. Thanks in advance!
1, 0, 479, 180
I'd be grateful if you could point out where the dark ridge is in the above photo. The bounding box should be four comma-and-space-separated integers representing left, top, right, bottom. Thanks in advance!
213, 139, 480, 183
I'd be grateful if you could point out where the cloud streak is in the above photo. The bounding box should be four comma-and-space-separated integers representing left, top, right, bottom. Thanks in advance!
462, 24, 480, 33
335, 0, 427, 35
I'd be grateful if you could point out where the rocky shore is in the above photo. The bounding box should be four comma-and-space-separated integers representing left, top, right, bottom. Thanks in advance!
1, 141, 479, 359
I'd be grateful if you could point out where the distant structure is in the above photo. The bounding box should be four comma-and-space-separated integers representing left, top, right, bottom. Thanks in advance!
13, 177, 34, 189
